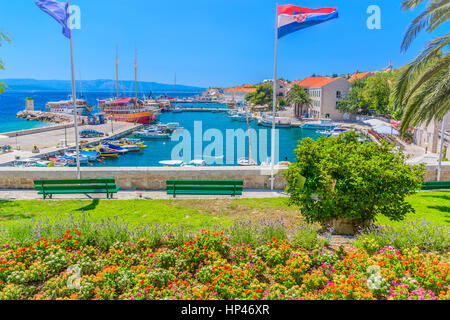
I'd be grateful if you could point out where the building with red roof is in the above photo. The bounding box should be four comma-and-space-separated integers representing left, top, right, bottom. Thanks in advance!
291, 76, 350, 120
223, 85, 257, 103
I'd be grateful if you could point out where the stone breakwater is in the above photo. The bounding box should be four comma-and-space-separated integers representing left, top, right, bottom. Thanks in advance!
16, 111, 72, 124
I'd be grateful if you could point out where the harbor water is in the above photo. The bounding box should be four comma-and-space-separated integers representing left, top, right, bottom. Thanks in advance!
0, 91, 322, 166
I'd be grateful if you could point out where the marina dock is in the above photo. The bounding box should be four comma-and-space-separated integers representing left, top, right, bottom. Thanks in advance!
0, 121, 143, 166
178, 108, 228, 112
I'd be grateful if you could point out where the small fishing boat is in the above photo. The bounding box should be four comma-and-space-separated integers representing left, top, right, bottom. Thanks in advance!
118, 138, 147, 149
13, 158, 41, 167
258, 116, 291, 128
133, 130, 171, 140
60, 155, 90, 164
238, 158, 258, 166
105, 143, 130, 153
65, 150, 100, 161
49, 157, 76, 167
83, 146, 120, 158
107, 142, 141, 152
230, 113, 248, 122
301, 119, 335, 130
188, 159, 206, 167
159, 160, 185, 166
80, 150, 101, 161
34, 160, 52, 167
172, 106, 183, 113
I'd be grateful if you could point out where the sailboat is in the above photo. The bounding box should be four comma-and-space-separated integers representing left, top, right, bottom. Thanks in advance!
239, 105, 257, 166
98, 46, 157, 124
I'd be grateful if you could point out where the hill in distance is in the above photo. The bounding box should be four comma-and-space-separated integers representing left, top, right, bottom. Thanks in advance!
0, 79, 205, 93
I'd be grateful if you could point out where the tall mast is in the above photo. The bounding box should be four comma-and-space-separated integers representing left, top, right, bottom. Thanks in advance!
134, 46, 138, 124
174, 72, 177, 99
116, 43, 119, 99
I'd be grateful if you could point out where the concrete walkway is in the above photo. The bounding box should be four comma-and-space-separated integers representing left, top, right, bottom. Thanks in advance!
0, 189, 289, 201
0, 122, 140, 165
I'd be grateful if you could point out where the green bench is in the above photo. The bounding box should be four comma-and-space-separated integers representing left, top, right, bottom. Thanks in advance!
34, 179, 120, 199
166, 180, 243, 198
422, 181, 450, 190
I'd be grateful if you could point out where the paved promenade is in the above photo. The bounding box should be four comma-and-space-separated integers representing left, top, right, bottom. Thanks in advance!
0, 189, 289, 201
0, 121, 141, 165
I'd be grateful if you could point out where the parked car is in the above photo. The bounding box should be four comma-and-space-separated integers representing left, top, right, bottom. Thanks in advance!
79, 129, 104, 138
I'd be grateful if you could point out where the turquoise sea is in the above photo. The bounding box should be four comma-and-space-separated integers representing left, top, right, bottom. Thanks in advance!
0, 91, 322, 166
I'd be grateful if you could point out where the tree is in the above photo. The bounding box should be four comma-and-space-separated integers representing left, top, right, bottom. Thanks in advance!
286, 84, 312, 116
284, 131, 424, 231
0, 31, 11, 95
361, 71, 396, 116
337, 78, 368, 115
392, 0, 450, 134
245, 82, 273, 106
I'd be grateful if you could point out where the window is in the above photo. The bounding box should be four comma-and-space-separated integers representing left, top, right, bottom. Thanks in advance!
336, 91, 342, 99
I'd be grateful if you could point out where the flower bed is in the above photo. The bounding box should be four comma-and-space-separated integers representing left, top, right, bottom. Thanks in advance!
0, 228, 448, 300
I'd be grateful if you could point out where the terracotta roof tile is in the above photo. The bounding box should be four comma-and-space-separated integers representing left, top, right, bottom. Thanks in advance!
292, 77, 340, 88
349, 72, 375, 82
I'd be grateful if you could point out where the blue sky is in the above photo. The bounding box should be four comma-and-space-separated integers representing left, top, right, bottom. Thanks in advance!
0, 0, 441, 88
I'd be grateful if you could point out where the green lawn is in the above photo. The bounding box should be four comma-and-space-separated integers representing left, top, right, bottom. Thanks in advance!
0, 191, 448, 229
375, 191, 450, 225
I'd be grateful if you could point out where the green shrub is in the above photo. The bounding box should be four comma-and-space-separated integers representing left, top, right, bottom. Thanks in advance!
284, 131, 425, 224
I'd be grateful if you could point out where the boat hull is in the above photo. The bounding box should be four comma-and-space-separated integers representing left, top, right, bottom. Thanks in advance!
259, 121, 291, 128
301, 124, 335, 130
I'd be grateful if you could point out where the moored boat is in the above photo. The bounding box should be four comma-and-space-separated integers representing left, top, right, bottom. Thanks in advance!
45, 97, 92, 116
258, 116, 291, 128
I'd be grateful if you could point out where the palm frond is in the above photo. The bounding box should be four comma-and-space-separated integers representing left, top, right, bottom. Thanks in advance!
392, 35, 449, 107
402, 54, 450, 106
399, 68, 450, 133
401, 0, 450, 52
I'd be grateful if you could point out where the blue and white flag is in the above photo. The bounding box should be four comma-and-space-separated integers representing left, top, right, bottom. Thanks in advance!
35, 0, 70, 39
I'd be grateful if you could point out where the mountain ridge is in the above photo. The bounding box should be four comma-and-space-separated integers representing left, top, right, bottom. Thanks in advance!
0, 79, 205, 93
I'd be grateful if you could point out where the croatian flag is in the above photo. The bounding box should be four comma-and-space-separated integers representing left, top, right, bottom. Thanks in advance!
35, 0, 71, 39
277, 5, 338, 39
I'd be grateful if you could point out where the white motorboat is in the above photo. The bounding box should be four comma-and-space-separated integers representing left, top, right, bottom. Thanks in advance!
13, 158, 40, 167
189, 159, 206, 167
238, 158, 258, 166
133, 130, 171, 139
230, 113, 248, 122
159, 160, 185, 166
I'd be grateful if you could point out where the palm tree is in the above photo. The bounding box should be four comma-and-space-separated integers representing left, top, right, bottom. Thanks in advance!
0, 31, 11, 95
286, 84, 312, 118
392, 0, 449, 134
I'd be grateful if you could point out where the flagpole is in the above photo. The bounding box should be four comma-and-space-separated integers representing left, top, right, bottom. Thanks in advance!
67, 0, 81, 179
270, 3, 279, 190
437, 114, 448, 181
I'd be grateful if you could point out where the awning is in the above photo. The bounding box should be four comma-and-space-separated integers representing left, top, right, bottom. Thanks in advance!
373, 125, 399, 135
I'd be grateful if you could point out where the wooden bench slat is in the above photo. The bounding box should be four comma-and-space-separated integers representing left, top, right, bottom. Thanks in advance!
166, 180, 243, 198
166, 185, 243, 191
167, 190, 243, 195
422, 181, 450, 190
166, 180, 243, 186
34, 179, 115, 185
38, 187, 120, 195
33, 178, 119, 199
35, 185, 118, 191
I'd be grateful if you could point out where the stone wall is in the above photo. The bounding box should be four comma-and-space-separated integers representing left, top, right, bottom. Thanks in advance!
0, 166, 288, 190
0, 163, 448, 191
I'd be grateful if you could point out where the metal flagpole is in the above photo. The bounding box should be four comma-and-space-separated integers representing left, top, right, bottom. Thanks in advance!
437, 114, 448, 181
270, 3, 279, 190
67, 0, 81, 179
